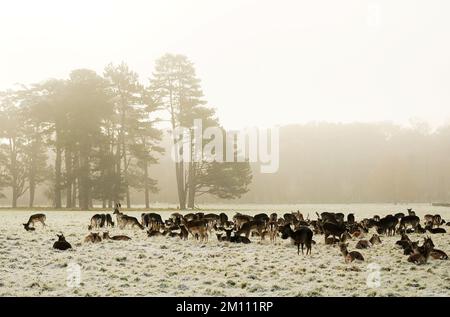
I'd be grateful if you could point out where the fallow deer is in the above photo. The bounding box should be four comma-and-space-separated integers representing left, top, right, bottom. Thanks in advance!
102, 231, 131, 241
53, 234, 72, 251
280, 224, 313, 255
24, 214, 46, 230
84, 232, 102, 243
339, 243, 364, 263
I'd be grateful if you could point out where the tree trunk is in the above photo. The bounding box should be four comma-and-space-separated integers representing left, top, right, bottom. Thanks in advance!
12, 186, 17, 208
126, 187, 131, 209
79, 145, 90, 210
29, 177, 35, 208
54, 131, 62, 208
144, 161, 150, 209
187, 162, 196, 209
65, 147, 72, 208
177, 162, 186, 210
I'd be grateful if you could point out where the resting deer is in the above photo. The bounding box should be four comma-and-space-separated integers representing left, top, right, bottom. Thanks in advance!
369, 234, 382, 245
430, 249, 448, 260
102, 231, 131, 241
407, 237, 434, 265
340, 231, 352, 243
425, 225, 446, 234
24, 214, 46, 230
84, 232, 102, 243
339, 243, 364, 263
355, 240, 371, 249
53, 234, 72, 251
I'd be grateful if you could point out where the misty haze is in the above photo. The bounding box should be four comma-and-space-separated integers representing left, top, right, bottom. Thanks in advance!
0, 0, 449, 300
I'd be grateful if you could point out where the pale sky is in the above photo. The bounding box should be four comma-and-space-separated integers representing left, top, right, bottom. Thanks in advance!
1, 0, 449, 129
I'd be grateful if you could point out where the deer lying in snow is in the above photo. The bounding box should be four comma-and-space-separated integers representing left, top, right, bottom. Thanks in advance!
407, 237, 434, 265
23, 214, 46, 231
369, 234, 382, 245
84, 232, 102, 243
355, 240, 370, 249
102, 231, 131, 241
425, 225, 447, 234
53, 234, 72, 250
430, 249, 448, 260
339, 243, 364, 263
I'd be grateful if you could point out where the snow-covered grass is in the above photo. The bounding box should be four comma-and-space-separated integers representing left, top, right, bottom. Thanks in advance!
0, 206, 449, 297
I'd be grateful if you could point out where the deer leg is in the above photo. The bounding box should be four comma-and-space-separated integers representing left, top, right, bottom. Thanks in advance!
297, 243, 300, 255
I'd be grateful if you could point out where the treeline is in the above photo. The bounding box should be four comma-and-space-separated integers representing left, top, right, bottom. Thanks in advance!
0, 54, 252, 209
95, 121, 450, 205
243, 122, 450, 204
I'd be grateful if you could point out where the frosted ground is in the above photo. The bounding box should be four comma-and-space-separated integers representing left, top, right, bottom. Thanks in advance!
0, 204, 449, 297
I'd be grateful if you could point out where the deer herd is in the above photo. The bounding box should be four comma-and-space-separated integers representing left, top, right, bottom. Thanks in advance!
23, 204, 449, 265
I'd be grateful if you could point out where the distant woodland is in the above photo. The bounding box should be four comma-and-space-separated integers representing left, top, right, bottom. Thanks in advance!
2, 55, 450, 208
0, 54, 251, 209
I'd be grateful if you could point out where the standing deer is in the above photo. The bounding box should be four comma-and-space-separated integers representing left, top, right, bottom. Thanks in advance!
280, 224, 313, 255
23, 214, 46, 231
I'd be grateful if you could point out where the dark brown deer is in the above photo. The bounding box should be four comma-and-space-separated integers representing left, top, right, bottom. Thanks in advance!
399, 215, 420, 232
376, 215, 398, 236
425, 225, 447, 234
322, 222, 347, 242
339, 243, 364, 263
105, 214, 114, 227
53, 234, 72, 251
355, 240, 371, 249
141, 213, 164, 231
347, 213, 355, 224
280, 224, 313, 255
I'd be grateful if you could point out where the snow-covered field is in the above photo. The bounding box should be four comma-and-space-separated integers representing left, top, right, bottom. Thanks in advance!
0, 204, 449, 297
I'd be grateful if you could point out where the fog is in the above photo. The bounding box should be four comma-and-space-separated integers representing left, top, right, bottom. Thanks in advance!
1, 1, 450, 207
1, 0, 450, 129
